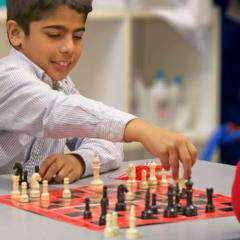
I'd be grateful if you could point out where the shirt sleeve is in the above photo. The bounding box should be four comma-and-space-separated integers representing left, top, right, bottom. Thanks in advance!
66, 137, 123, 177
0, 67, 136, 142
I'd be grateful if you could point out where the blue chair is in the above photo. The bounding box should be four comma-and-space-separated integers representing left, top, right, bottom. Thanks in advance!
200, 123, 240, 161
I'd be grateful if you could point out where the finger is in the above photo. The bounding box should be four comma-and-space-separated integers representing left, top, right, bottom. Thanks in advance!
178, 144, 192, 179
187, 141, 198, 166
169, 148, 179, 180
55, 164, 72, 183
67, 170, 79, 183
39, 155, 57, 177
43, 161, 64, 182
158, 150, 170, 171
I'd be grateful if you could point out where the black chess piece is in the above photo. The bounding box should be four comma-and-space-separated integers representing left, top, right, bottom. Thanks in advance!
205, 188, 215, 213
175, 183, 184, 214
164, 185, 177, 218
183, 178, 198, 216
23, 170, 30, 189
83, 198, 92, 219
141, 188, 154, 219
99, 195, 108, 225
102, 186, 109, 207
13, 162, 23, 185
115, 184, 128, 211
151, 193, 158, 214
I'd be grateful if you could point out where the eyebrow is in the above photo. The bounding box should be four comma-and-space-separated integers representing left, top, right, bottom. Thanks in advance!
42, 25, 85, 32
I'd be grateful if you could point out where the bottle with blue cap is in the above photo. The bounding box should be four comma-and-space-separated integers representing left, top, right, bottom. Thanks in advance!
149, 70, 170, 128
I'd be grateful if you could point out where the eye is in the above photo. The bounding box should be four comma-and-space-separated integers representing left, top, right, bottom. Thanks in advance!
47, 33, 61, 39
74, 35, 83, 40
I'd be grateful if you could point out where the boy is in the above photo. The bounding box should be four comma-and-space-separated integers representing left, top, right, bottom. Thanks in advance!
0, 0, 197, 183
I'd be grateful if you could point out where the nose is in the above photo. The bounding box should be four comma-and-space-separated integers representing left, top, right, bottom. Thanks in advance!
59, 36, 74, 54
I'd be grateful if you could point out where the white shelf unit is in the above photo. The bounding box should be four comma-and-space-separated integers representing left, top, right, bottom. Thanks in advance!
0, 8, 220, 159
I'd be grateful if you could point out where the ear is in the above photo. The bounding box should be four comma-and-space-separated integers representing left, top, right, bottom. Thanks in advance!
6, 20, 25, 49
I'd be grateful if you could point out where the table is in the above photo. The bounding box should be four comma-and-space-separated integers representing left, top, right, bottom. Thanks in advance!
0, 159, 240, 240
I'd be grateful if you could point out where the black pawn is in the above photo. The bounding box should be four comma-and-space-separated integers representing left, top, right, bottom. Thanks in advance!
115, 184, 128, 211
35, 165, 40, 173
151, 193, 158, 214
175, 183, 184, 213
205, 188, 215, 213
23, 171, 30, 189
99, 195, 108, 225
141, 188, 154, 219
164, 186, 177, 218
83, 198, 92, 219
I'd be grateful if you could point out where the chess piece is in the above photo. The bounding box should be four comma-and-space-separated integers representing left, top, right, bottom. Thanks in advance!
160, 168, 168, 187
41, 180, 50, 201
62, 177, 71, 199
127, 163, 137, 187
148, 162, 158, 186
126, 205, 139, 240
141, 188, 153, 219
139, 170, 148, 190
164, 186, 177, 218
83, 198, 92, 219
11, 174, 20, 199
115, 184, 128, 211
175, 183, 184, 213
151, 193, 158, 214
111, 211, 119, 236
30, 167, 42, 198
90, 154, 103, 192
13, 162, 23, 185
99, 195, 108, 225
205, 188, 215, 213
19, 182, 29, 203
104, 213, 114, 238
126, 181, 135, 201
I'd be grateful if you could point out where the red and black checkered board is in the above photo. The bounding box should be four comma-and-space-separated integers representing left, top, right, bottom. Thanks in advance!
0, 184, 234, 231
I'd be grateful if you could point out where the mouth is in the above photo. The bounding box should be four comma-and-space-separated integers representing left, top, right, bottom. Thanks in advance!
52, 60, 73, 73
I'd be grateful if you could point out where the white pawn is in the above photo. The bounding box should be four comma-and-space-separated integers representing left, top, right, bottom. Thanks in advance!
111, 211, 119, 236
41, 180, 50, 201
148, 162, 157, 186
104, 213, 114, 238
90, 154, 103, 192
160, 168, 168, 187
19, 182, 29, 203
11, 175, 20, 199
139, 170, 148, 190
126, 205, 139, 240
62, 178, 71, 199
127, 164, 137, 187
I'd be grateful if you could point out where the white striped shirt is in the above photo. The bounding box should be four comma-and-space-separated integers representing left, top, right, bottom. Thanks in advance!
0, 48, 136, 177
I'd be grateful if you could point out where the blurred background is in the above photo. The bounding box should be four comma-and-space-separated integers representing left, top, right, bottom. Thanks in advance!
0, 0, 240, 165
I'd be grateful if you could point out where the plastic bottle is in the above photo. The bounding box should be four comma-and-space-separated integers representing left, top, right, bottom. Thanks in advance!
169, 75, 190, 131
149, 70, 170, 128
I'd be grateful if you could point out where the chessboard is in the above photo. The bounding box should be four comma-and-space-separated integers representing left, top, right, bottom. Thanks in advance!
0, 183, 234, 231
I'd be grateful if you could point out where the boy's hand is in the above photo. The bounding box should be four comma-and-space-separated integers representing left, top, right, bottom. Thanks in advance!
39, 154, 85, 183
124, 119, 197, 180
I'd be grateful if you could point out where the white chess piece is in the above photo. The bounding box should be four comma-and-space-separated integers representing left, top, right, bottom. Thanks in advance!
126, 181, 135, 201
160, 168, 168, 187
148, 162, 158, 186
62, 178, 71, 199
19, 182, 29, 203
41, 180, 50, 201
11, 175, 20, 199
126, 205, 139, 240
111, 211, 119, 236
30, 172, 42, 198
127, 164, 137, 187
104, 213, 114, 238
90, 154, 103, 192
139, 170, 148, 190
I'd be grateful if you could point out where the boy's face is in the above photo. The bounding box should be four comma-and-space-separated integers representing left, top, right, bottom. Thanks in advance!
19, 5, 86, 81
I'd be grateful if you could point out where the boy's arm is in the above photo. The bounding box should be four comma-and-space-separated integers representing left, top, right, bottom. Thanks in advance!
124, 119, 197, 180
39, 138, 123, 183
